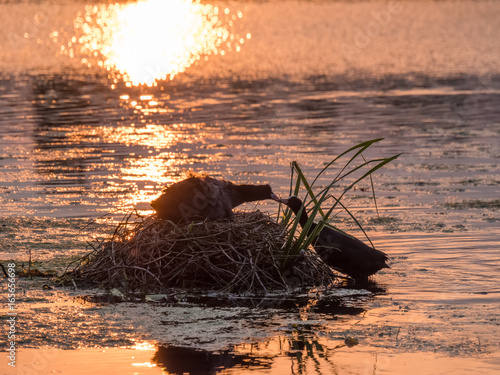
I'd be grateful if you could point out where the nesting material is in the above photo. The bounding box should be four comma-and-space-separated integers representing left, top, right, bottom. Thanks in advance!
63, 211, 338, 294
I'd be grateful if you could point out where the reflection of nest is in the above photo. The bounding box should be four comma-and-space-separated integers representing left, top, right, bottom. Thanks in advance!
62, 211, 338, 294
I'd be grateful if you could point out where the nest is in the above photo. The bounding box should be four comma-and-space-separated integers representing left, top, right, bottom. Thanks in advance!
62, 211, 338, 294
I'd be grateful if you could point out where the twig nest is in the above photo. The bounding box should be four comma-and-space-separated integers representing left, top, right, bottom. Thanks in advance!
62, 211, 338, 294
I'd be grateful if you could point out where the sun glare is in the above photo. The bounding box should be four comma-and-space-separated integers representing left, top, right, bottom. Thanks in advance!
63, 0, 247, 86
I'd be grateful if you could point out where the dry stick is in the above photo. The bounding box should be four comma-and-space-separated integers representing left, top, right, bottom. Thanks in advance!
143, 243, 177, 265
108, 265, 163, 287
249, 248, 268, 293
0, 263, 8, 278
221, 248, 254, 292
222, 264, 247, 292
171, 228, 234, 242
219, 245, 243, 263
111, 241, 117, 266
266, 245, 290, 289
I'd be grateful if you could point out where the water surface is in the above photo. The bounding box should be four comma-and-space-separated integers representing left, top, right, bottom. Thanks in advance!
0, 0, 499, 374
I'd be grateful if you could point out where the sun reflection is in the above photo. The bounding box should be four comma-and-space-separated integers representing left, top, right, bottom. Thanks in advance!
131, 362, 157, 367
130, 342, 157, 368
61, 0, 248, 86
119, 156, 179, 212
132, 341, 157, 351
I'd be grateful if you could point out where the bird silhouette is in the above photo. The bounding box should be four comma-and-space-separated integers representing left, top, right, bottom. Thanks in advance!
151, 174, 280, 223
282, 196, 389, 281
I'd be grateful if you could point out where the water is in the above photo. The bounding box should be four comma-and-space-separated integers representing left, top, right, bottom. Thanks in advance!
1, 0, 500, 374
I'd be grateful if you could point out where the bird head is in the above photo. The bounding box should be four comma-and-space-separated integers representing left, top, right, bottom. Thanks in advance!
265, 184, 281, 202
279, 195, 304, 213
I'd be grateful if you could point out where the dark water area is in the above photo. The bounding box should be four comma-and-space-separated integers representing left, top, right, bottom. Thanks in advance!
1, 0, 500, 374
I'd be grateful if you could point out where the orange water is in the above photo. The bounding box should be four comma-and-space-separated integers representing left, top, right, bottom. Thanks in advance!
0, 0, 499, 373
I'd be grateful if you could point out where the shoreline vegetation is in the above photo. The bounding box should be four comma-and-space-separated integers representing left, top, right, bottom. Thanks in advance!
58, 139, 399, 296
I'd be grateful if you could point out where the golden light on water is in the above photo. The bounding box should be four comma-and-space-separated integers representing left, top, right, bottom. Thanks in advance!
61, 0, 248, 86
132, 341, 157, 351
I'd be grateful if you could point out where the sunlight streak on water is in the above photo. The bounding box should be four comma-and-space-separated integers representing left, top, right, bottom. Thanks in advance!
56, 0, 248, 86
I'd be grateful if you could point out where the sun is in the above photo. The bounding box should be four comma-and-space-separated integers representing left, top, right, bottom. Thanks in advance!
64, 0, 248, 86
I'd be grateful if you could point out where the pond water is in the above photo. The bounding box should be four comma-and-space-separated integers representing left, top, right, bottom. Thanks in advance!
1, 0, 499, 374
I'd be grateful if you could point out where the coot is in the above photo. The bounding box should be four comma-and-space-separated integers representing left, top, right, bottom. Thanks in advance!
282, 196, 389, 281
151, 175, 280, 222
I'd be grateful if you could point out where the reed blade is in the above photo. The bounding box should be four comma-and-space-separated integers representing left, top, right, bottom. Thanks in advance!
280, 141, 400, 270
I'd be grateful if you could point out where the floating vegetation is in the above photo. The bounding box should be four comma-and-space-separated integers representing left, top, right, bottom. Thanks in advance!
60, 210, 338, 294
444, 199, 500, 210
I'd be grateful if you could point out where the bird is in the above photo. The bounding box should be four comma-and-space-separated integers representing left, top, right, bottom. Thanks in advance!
281, 196, 389, 281
151, 174, 281, 223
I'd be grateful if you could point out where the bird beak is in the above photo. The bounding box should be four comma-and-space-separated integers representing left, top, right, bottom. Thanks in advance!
279, 198, 288, 204
270, 193, 281, 202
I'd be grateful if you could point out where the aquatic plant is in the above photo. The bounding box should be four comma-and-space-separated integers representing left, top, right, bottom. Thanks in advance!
279, 138, 400, 270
